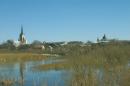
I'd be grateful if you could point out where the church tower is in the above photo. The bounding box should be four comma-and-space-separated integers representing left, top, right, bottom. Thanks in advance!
18, 26, 27, 45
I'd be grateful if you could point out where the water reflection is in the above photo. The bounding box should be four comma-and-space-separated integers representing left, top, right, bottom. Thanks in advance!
0, 60, 70, 86
19, 63, 24, 86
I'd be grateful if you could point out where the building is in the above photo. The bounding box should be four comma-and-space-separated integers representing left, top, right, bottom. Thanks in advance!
97, 34, 110, 43
13, 26, 27, 47
18, 26, 27, 45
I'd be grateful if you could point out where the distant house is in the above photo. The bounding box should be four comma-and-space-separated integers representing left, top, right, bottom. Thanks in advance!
13, 41, 20, 47
31, 40, 45, 50
48, 46, 53, 51
32, 45, 45, 50
61, 42, 68, 46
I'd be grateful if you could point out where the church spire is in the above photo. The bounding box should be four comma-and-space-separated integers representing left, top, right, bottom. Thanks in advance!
21, 25, 23, 35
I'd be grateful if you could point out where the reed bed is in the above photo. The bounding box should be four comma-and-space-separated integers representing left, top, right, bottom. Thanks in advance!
35, 42, 130, 86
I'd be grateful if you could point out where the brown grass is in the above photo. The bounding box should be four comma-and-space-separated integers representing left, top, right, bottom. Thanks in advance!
0, 53, 47, 63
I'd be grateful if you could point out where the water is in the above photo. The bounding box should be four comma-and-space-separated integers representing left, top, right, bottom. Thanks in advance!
0, 60, 70, 86
0, 57, 129, 86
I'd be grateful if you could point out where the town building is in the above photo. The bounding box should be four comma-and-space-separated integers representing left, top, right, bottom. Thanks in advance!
13, 26, 27, 47
18, 26, 27, 45
97, 34, 110, 43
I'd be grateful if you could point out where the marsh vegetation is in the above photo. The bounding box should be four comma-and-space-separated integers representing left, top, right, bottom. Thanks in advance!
35, 41, 130, 86
0, 41, 130, 86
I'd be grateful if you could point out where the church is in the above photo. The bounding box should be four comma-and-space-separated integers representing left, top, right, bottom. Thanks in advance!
13, 26, 45, 50
13, 26, 27, 47
18, 26, 27, 45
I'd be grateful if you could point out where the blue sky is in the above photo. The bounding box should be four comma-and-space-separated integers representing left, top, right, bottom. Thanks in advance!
0, 0, 130, 43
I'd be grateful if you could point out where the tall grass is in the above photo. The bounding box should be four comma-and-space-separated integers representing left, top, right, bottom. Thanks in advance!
34, 42, 130, 86
65, 42, 130, 86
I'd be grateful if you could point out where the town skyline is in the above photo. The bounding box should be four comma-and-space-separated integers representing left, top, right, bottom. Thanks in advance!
0, 25, 129, 44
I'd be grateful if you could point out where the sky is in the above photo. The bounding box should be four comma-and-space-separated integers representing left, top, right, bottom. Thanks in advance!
0, 0, 130, 43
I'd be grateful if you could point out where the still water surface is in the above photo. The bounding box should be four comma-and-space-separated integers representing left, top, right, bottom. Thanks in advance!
0, 59, 70, 86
